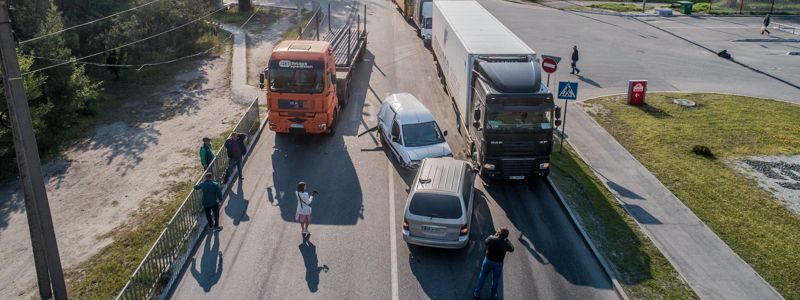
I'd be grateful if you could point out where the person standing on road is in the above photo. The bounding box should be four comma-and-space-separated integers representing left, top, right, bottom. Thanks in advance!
199, 137, 215, 170
295, 181, 318, 237
473, 227, 515, 299
761, 14, 771, 35
570, 45, 581, 75
195, 172, 223, 232
223, 132, 248, 184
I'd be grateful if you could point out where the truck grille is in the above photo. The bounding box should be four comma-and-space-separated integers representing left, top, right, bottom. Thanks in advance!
490, 140, 542, 156
499, 159, 536, 175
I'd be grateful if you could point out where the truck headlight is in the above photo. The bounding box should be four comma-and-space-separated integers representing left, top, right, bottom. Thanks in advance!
539, 163, 550, 169
483, 163, 495, 170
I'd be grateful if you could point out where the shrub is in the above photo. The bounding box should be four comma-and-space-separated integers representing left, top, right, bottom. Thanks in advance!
693, 2, 711, 12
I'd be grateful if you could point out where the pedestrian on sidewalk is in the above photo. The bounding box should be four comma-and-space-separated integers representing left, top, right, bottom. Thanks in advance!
473, 227, 515, 299
761, 14, 771, 35
199, 137, 215, 170
195, 172, 223, 232
295, 181, 318, 237
223, 132, 248, 184
570, 45, 581, 75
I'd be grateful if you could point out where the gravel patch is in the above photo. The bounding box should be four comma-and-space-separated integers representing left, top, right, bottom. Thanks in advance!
732, 155, 800, 214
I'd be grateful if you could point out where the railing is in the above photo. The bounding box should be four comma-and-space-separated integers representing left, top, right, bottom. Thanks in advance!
775, 22, 799, 35
299, 6, 326, 41
116, 97, 262, 300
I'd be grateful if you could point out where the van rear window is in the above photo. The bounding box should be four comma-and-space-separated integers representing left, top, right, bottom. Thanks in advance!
409, 192, 462, 219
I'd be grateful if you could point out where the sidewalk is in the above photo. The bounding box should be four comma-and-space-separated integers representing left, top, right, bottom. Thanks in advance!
565, 106, 782, 300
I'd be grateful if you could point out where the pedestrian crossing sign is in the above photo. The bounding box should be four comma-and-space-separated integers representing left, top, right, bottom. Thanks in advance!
558, 81, 578, 100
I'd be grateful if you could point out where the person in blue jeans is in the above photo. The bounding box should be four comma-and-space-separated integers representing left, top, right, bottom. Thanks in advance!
223, 132, 248, 184
473, 227, 515, 299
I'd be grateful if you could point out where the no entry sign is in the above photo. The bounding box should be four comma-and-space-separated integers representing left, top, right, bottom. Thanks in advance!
542, 57, 558, 74
628, 80, 647, 105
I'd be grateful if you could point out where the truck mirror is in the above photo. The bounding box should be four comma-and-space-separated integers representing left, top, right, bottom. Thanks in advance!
555, 119, 562, 127
473, 109, 481, 122
555, 106, 562, 119
258, 73, 265, 89
472, 121, 481, 130
392, 136, 401, 144
443, 130, 448, 136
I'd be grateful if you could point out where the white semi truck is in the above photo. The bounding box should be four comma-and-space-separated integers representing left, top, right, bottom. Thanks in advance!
432, 0, 562, 178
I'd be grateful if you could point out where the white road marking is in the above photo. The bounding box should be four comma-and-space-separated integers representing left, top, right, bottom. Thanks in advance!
389, 160, 399, 300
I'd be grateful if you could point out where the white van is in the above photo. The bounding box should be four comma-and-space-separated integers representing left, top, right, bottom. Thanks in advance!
378, 93, 452, 169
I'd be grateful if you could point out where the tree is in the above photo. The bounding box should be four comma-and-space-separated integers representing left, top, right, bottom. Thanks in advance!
239, 0, 252, 11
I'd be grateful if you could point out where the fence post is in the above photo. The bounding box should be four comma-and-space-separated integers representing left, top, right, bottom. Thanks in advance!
347, 27, 352, 66
328, 3, 332, 32
316, 10, 320, 40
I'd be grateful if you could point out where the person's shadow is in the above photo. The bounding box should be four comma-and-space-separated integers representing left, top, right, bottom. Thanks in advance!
298, 236, 329, 292
190, 231, 223, 292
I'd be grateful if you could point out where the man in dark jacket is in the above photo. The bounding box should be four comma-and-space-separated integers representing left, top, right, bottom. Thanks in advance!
199, 137, 215, 170
761, 14, 771, 35
195, 172, 223, 231
570, 45, 581, 75
473, 227, 515, 299
223, 132, 248, 184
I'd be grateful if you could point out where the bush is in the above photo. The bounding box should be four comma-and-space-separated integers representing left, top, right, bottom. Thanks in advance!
693, 2, 711, 12
692, 145, 714, 158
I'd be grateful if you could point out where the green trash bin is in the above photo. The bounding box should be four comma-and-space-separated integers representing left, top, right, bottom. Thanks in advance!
677, 1, 693, 14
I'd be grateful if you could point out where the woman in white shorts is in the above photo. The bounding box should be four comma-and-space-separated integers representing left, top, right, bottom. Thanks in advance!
295, 181, 317, 236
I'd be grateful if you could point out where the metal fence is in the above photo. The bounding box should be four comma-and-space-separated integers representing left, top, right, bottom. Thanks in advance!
116, 97, 262, 300
299, 6, 327, 40
710, 0, 800, 14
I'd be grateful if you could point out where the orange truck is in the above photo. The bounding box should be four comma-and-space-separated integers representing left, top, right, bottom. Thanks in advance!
262, 9, 367, 135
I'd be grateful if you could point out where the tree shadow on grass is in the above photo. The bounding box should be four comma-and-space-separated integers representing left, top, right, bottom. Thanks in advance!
634, 103, 671, 119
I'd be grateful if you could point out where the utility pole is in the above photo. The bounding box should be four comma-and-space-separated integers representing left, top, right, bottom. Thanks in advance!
0, 2, 68, 299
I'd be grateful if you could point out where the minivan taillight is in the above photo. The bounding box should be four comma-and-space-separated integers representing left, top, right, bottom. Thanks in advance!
402, 218, 409, 230
459, 225, 468, 236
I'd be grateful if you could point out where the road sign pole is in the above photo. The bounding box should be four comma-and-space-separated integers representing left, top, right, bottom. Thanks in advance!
0, 2, 67, 299
546, 73, 550, 87
560, 98, 568, 153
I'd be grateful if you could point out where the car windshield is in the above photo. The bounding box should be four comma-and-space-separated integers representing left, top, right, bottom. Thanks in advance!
409, 192, 462, 219
423, 18, 432, 29
402, 121, 445, 147
268, 60, 324, 93
486, 111, 552, 130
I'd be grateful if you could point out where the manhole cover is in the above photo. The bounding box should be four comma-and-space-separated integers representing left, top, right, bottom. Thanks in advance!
673, 99, 696, 107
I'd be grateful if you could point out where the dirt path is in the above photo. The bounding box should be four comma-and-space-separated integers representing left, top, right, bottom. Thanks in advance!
0, 10, 292, 298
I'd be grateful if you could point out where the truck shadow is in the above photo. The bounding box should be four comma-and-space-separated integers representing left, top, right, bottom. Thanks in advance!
406, 188, 496, 299
271, 132, 364, 225
339, 50, 376, 137
483, 178, 615, 290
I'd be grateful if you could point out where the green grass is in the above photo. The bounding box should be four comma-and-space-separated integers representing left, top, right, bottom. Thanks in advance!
551, 142, 697, 299
586, 93, 800, 299
588, 3, 653, 12
281, 10, 317, 40
212, 6, 271, 25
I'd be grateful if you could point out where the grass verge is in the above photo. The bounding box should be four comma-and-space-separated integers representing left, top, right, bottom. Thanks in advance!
585, 93, 800, 299
281, 10, 317, 40
588, 3, 653, 12
550, 141, 697, 299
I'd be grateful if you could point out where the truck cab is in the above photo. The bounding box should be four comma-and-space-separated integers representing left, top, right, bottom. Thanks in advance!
468, 59, 561, 178
266, 41, 339, 134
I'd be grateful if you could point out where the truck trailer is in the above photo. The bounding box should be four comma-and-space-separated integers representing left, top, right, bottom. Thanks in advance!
263, 8, 367, 135
432, 0, 562, 178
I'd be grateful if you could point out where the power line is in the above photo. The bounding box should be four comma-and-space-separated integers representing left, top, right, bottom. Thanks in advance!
18, 6, 260, 71
16, 4, 229, 77
19, 0, 168, 45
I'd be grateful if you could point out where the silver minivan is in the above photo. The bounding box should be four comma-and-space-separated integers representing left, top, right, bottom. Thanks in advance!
402, 157, 475, 249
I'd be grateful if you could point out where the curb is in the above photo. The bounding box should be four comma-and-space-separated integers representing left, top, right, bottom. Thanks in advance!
544, 177, 629, 300
160, 113, 269, 300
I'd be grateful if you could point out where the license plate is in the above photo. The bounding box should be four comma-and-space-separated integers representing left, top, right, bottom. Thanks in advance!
509, 176, 525, 180
290, 123, 304, 129
422, 226, 445, 234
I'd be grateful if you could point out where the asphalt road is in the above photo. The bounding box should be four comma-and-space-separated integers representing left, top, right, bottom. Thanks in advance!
167, 0, 619, 299
477, 0, 800, 102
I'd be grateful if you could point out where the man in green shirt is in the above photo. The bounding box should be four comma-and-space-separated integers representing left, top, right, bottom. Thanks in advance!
199, 137, 215, 170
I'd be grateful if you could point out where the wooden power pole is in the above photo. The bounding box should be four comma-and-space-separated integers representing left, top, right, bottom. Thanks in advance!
0, 2, 68, 299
